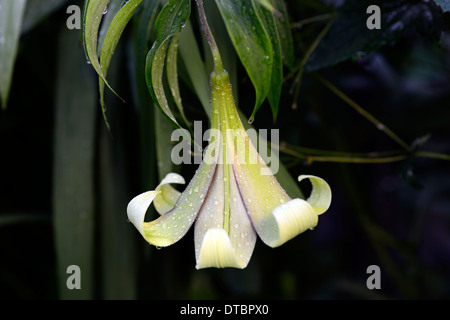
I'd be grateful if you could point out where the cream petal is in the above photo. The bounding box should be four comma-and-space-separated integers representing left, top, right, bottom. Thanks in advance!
196, 228, 239, 269
227, 164, 257, 268
271, 198, 318, 247
249, 175, 331, 248
127, 173, 184, 235
194, 160, 256, 269
228, 126, 331, 247
298, 175, 331, 215
153, 173, 185, 215
127, 190, 159, 238
127, 159, 216, 247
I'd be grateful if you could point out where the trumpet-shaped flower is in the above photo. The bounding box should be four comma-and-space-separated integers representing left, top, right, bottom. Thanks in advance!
127, 70, 331, 269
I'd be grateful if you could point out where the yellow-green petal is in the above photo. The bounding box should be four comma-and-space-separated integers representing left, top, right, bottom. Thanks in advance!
194, 156, 257, 269
196, 228, 239, 269
127, 190, 159, 238
298, 175, 331, 215
249, 175, 331, 248
153, 173, 185, 215
271, 198, 318, 247
128, 159, 216, 247
127, 173, 184, 235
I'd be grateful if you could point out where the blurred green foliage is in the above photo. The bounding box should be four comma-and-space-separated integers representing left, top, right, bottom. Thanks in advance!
1, 0, 450, 299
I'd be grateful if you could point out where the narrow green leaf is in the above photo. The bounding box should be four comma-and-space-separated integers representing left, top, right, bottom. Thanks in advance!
131, 0, 160, 190
98, 43, 137, 299
97, 0, 123, 53
269, 0, 294, 70
0, 0, 27, 110
99, 127, 138, 299
83, 0, 110, 78
83, 0, 122, 121
215, 0, 273, 122
166, 33, 190, 128
151, 39, 174, 120
53, 25, 97, 300
155, 107, 178, 179
178, 21, 211, 117
252, 0, 282, 121
98, 0, 143, 125
145, 0, 191, 128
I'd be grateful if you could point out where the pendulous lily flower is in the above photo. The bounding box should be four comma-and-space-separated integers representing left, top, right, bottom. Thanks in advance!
127, 69, 331, 269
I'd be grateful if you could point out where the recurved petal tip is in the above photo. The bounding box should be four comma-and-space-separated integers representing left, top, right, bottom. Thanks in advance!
127, 190, 160, 237
272, 198, 318, 247
196, 228, 248, 269
298, 175, 332, 215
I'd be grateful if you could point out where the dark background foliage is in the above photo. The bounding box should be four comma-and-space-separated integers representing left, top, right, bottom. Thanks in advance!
1, 0, 449, 299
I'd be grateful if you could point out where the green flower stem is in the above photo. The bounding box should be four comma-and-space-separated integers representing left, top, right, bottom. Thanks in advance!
315, 74, 410, 151
275, 143, 450, 164
195, 0, 223, 73
415, 151, 450, 161
198, 0, 231, 233
290, 13, 336, 29
290, 18, 334, 109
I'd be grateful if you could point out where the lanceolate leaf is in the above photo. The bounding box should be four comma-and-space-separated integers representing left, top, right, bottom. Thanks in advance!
131, 0, 160, 190
54, 25, 97, 299
145, 0, 191, 128
0, 0, 27, 110
215, 0, 273, 123
253, 0, 282, 122
97, 0, 123, 53
83, 0, 123, 126
151, 38, 173, 121
166, 33, 190, 128
269, 0, 294, 70
178, 21, 211, 118
83, 0, 110, 81
98, 0, 143, 124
